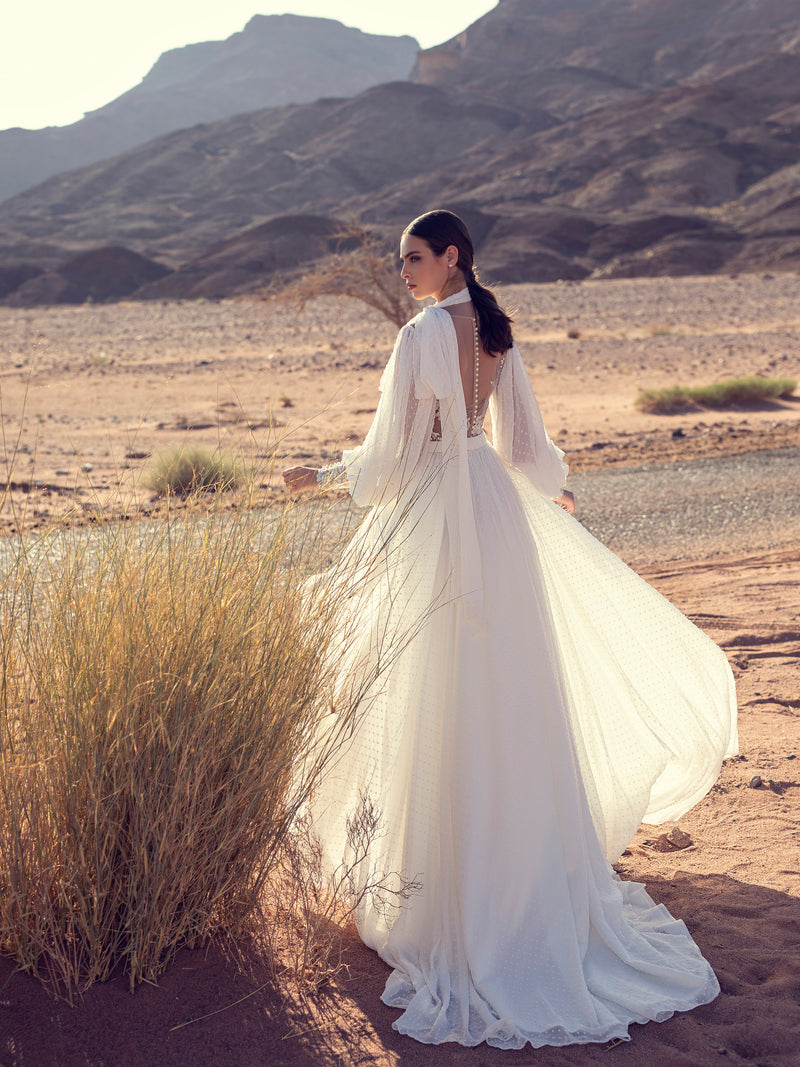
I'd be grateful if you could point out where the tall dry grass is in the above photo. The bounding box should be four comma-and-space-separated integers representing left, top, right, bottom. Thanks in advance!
0, 478, 417, 999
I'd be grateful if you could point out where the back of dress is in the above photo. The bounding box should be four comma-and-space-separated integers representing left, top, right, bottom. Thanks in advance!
430, 301, 506, 442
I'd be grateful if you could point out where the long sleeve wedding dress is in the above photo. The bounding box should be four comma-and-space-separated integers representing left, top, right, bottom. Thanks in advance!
306, 289, 738, 1049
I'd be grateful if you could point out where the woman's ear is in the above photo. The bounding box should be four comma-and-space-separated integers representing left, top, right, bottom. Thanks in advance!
445, 245, 459, 269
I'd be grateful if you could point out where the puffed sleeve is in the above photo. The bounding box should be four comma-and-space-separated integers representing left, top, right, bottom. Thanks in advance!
489, 342, 568, 498
340, 321, 438, 507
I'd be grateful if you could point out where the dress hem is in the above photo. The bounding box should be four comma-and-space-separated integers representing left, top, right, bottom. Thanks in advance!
383, 980, 720, 1050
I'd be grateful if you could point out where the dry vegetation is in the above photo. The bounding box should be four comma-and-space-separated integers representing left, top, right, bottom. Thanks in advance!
145, 444, 243, 496
635, 376, 797, 414
265, 223, 416, 328
261, 802, 419, 996
0, 472, 420, 1000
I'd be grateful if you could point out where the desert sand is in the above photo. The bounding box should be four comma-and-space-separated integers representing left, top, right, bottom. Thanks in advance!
1, 273, 799, 1065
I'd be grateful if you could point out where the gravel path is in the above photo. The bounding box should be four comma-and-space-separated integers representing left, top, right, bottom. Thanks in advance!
572, 445, 800, 566
3, 447, 797, 575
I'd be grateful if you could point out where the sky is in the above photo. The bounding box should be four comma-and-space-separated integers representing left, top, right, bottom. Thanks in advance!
0, 1, 497, 131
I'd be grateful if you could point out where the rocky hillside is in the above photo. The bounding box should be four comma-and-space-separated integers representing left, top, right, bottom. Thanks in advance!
0, 14, 418, 203
0, 82, 514, 266
1, 0, 798, 304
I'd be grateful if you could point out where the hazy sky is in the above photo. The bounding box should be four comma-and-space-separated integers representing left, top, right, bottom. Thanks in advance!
0, 1, 497, 131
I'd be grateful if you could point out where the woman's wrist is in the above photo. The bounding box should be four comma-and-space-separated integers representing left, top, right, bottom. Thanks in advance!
316, 462, 346, 488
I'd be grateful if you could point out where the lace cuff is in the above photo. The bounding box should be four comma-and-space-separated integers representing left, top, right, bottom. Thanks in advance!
316, 461, 346, 488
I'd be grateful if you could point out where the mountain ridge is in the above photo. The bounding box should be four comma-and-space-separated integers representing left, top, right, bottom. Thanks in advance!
0, 15, 418, 203
1, 0, 799, 304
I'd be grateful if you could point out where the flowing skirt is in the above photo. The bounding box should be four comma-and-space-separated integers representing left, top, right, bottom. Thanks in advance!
308, 434, 737, 1049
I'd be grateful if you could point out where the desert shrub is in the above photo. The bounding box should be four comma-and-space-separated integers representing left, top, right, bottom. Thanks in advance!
691, 377, 797, 407
145, 445, 242, 495
266, 222, 416, 328
635, 385, 695, 414
635, 376, 797, 414
0, 489, 419, 998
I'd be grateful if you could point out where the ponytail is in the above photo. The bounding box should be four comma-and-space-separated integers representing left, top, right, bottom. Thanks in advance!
464, 266, 514, 356
404, 210, 514, 356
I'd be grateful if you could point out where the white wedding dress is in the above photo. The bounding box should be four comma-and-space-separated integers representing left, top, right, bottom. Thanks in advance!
306, 290, 738, 1049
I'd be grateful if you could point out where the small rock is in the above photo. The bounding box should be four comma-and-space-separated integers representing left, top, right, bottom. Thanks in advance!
768, 780, 784, 795
81, 462, 93, 473
666, 827, 693, 849
671, 427, 685, 439
642, 828, 693, 852
787, 754, 796, 761
749, 775, 762, 789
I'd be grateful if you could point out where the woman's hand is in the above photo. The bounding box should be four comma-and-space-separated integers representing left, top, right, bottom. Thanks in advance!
282, 466, 319, 493
555, 489, 575, 514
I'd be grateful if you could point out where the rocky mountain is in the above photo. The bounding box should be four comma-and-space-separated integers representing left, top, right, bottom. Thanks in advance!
0, 14, 418, 203
0, 82, 516, 266
1, 0, 798, 304
413, 0, 798, 103
2, 247, 169, 306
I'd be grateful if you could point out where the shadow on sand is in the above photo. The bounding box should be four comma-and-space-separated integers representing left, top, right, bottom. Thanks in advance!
2, 871, 799, 1066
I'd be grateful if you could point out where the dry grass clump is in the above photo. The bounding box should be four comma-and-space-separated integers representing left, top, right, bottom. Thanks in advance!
266, 222, 415, 328
0, 487, 415, 999
145, 444, 242, 496
635, 376, 797, 414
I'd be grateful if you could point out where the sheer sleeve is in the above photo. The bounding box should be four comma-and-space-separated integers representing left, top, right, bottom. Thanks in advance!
339, 305, 484, 627
316, 462, 346, 488
489, 342, 568, 498
340, 321, 437, 508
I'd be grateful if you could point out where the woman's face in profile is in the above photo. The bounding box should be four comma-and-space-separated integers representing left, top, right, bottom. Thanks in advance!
399, 233, 453, 301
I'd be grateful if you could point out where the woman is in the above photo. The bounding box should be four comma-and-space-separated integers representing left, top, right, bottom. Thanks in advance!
282, 210, 737, 1049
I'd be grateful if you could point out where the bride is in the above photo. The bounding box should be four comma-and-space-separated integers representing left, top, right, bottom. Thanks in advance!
282, 209, 737, 1050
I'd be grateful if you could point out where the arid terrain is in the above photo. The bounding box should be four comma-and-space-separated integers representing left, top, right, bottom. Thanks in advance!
1, 271, 800, 1065
1, 271, 799, 531
2, 0, 799, 302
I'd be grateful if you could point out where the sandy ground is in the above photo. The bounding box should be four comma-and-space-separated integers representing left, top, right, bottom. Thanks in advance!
1, 272, 799, 531
1, 273, 800, 1064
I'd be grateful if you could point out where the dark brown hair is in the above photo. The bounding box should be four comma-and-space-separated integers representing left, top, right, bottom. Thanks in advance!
403, 209, 514, 355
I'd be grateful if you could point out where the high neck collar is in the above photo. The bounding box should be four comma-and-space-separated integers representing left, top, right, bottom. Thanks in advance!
434, 287, 470, 308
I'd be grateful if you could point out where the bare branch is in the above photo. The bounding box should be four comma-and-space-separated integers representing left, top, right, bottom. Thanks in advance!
265, 222, 416, 329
